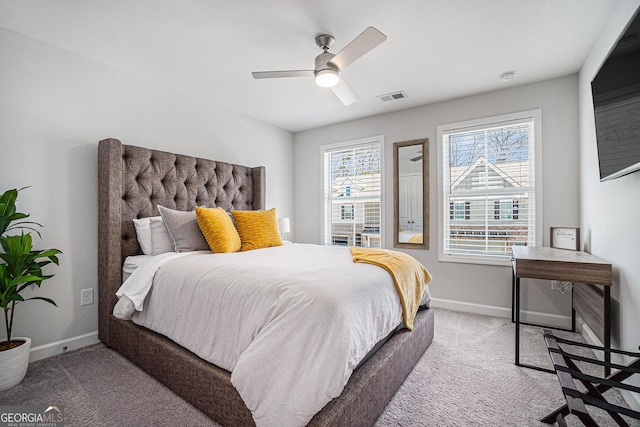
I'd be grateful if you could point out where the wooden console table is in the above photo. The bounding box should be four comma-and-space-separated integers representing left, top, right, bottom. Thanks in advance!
511, 246, 613, 375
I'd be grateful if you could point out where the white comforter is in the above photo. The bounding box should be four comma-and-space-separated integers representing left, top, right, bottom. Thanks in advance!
115, 243, 431, 427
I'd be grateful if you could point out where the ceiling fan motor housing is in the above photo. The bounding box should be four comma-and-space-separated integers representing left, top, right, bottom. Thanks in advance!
315, 51, 338, 72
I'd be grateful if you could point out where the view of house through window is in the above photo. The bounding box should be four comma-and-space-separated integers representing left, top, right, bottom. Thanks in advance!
323, 137, 382, 248
439, 111, 539, 262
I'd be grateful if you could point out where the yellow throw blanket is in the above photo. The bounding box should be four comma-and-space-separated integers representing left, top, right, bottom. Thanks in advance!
408, 233, 423, 244
350, 247, 432, 330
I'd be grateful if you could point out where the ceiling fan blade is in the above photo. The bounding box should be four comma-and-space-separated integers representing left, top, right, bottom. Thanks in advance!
328, 27, 387, 71
330, 78, 358, 105
252, 70, 314, 79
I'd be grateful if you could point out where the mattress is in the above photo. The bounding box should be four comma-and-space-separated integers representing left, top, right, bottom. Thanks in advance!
115, 243, 431, 427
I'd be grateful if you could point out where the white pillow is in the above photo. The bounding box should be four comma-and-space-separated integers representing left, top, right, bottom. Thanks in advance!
149, 217, 175, 255
133, 216, 161, 255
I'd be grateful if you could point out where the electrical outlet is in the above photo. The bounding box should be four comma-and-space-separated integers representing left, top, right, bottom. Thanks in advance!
81, 288, 94, 306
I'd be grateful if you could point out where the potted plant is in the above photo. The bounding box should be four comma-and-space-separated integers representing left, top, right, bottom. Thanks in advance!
0, 188, 61, 391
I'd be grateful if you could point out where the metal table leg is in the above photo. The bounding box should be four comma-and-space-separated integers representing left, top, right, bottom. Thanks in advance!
604, 285, 611, 377
515, 275, 520, 365
515, 275, 555, 374
511, 270, 515, 323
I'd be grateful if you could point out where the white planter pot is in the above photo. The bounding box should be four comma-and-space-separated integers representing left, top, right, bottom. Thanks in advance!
0, 337, 31, 391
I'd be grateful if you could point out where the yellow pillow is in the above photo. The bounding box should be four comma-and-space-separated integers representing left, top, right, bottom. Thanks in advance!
195, 207, 241, 253
232, 208, 283, 252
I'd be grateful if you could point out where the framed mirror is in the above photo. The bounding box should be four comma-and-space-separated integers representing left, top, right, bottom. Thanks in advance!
393, 138, 428, 249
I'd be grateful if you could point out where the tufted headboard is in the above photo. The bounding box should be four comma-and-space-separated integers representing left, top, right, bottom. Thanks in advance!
97, 138, 265, 344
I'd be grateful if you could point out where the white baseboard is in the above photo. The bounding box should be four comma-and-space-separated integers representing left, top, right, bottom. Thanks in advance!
29, 331, 100, 363
621, 383, 640, 413
577, 318, 602, 347
430, 297, 572, 329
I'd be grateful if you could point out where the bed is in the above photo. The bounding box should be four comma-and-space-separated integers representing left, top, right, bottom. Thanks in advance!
98, 138, 435, 426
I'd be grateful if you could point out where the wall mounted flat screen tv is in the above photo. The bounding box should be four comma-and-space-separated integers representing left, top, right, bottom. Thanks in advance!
591, 10, 640, 181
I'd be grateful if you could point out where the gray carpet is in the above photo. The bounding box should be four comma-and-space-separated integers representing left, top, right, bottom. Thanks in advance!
1, 308, 637, 426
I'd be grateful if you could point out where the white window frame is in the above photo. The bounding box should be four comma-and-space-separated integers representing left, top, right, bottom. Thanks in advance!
321, 135, 385, 247
436, 110, 543, 266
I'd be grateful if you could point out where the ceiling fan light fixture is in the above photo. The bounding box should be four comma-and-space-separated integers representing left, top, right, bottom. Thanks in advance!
315, 69, 340, 88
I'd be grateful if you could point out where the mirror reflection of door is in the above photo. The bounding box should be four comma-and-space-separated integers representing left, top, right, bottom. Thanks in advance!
393, 138, 428, 249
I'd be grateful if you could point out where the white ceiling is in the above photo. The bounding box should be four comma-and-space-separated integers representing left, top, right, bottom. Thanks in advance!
0, 0, 620, 133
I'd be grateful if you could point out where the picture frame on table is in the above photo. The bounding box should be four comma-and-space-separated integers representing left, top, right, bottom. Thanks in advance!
550, 227, 580, 251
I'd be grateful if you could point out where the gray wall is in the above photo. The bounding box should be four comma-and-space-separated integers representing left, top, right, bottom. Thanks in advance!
294, 75, 581, 324
0, 28, 294, 360
578, 0, 640, 409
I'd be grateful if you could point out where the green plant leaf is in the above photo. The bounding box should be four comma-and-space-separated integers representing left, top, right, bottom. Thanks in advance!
0, 189, 19, 235
6, 223, 42, 239
23, 296, 57, 306
11, 274, 45, 286
9, 213, 29, 221
5, 293, 25, 303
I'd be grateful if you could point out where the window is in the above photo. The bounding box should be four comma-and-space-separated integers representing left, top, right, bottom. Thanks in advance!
478, 171, 487, 186
323, 136, 383, 248
494, 200, 520, 220
341, 204, 354, 220
437, 110, 541, 265
450, 201, 470, 220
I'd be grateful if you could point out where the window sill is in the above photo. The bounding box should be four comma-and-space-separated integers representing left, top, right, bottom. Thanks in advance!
438, 253, 513, 267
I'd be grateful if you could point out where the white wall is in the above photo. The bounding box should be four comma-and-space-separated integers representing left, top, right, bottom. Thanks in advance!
0, 28, 294, 360
578, 0, 640, 409
294, 75, 580, 323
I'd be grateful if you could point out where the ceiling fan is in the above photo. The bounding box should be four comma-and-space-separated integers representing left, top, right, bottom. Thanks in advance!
252, 27, 387, 105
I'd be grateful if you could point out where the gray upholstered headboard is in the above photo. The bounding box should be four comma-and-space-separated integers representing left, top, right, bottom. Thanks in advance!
97, 138, 265, 344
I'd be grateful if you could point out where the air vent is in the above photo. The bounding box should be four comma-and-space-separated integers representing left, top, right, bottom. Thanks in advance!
378, 91, 408, 102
